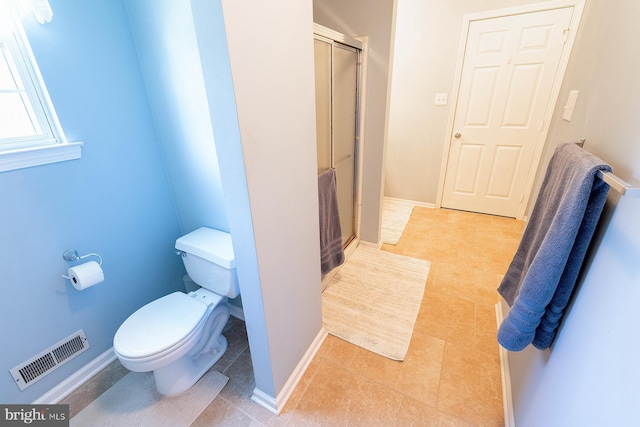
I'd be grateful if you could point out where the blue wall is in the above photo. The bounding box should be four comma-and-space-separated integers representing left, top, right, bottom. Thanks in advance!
125, 0, 228, 235
0, 0, 186, 403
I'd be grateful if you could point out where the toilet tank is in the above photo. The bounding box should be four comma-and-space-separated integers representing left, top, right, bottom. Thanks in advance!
175, 227, 240, 298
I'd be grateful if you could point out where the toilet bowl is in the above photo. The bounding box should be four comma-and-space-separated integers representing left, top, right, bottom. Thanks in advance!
113, 227, 239, 395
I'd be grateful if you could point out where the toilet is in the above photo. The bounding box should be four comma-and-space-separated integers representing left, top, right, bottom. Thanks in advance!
113, 227, 239, 395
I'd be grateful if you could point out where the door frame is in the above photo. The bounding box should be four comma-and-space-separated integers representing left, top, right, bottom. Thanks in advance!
436, 0, 586, 219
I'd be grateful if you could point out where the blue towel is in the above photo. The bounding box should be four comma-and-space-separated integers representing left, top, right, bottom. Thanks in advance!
318, 168, 344, 276
497, 143, 611, 351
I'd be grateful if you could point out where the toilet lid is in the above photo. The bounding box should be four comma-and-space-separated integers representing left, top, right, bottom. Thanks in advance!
114, 292, 207, 359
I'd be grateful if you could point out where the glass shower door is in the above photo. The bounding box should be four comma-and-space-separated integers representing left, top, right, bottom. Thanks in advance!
314, 35, 359, 248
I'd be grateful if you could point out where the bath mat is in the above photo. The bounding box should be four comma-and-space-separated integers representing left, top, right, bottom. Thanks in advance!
322, 246, 430, 360
381, 198, 414, 244
70, 370, 228, 427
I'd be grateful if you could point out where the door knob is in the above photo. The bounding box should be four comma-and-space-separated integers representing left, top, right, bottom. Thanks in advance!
454, 132, 462, 139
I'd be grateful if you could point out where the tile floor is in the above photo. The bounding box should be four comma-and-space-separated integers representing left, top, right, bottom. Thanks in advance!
64, 207, 524, 426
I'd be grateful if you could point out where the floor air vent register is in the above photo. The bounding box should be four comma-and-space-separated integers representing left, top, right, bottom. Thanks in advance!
10, 329, 90, 391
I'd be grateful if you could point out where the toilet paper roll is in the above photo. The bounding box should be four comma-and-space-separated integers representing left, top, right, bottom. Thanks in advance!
67, 261, 104, 290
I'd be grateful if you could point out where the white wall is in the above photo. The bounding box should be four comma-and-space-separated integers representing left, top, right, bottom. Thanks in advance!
508, 0, 640, 425
313, 0, 398, 244
192, 0, 323, 403
386, 0, 546, 204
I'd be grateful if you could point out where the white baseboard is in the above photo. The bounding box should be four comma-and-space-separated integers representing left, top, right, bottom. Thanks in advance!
251, 387, 278, 414
251, 327, 328, 414
33, 348, 117, 404
228, 303, 244, 321
495, 302, 515, 427
383, 195, 435, 209
358, 239, 383, 249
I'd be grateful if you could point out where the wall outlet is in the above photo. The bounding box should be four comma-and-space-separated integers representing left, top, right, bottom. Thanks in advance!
434, 93, 448, 106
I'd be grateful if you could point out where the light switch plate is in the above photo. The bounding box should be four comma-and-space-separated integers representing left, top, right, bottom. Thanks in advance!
434, 93, 448, 106
562, 90, 579, 121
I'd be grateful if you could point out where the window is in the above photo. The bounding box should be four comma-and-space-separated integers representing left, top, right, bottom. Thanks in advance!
0, 6, 81, 172
0, 32, 57, 150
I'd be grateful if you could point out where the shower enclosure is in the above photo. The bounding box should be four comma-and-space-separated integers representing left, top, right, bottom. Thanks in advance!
313, 24, 362, 248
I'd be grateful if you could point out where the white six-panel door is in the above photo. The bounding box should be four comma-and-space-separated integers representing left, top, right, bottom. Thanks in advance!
441, 7, 574, 217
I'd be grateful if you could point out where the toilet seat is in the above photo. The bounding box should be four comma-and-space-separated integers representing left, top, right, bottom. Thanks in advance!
114, 292, 208, 360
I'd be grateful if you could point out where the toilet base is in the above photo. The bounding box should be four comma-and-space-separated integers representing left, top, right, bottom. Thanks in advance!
153, 335, 228, 395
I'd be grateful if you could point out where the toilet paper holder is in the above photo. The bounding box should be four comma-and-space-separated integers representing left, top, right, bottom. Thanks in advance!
62, 249, 105, 288
62, 249, 103, 282
62, 249, 103, 266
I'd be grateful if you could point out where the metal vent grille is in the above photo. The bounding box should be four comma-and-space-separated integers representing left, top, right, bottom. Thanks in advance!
18, 353, 57, 384
52, 335, 85, 363
10, 330, 90, 391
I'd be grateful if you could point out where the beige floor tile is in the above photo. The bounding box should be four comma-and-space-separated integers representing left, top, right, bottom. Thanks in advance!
315, 334, 359, 367
415, 290, 475, 346
287, 361, 360, 426
343, 378, 404, 426
387, 219, 467, 264
473, 330, 500, 357
277, 351, 324, 419
445, 209, 495, 226
393, 330, 446, 406
347, 345, 406, 390
289, 359, 405, 426
475, 303, 498, 335
409, 246, 458, 265
349, 330, 445, 407
411, 206, 450, 220
397, 397, 473, 427
489, 215, 525, 233
456, 244, 511, 276
474, 304, 500, 355
437, 342, 504, 426
428, 262, 501, 305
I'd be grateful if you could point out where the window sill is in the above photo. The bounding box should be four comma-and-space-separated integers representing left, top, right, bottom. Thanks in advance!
0, 142, 83, 173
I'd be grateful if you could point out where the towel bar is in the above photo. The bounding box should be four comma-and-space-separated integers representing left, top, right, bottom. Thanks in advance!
564, 140, 640, 197
597, 170, 640, 197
